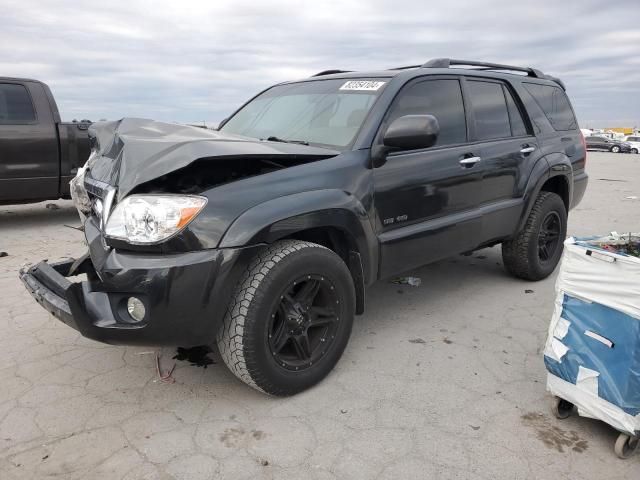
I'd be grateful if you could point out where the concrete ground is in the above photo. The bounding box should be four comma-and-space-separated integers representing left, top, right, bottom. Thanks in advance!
0, 151, 639, 479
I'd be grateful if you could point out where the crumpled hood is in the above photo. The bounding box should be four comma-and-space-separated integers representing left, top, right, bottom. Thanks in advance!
86, 118, 339, 201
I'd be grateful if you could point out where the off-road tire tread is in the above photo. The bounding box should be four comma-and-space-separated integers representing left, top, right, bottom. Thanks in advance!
502, 191, 564, 281
216, 240, 334, 395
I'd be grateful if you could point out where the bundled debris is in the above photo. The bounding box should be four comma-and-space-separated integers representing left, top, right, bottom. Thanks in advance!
574, 232, 640, 258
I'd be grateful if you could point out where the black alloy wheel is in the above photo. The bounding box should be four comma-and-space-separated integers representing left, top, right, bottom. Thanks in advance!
538, 212, 562, 262
502, 191, 567, 281
268, 275, 340, 371
217, 240, 355, 396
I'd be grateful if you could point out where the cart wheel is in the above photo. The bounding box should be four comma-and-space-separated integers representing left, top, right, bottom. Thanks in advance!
551, 396, 573, 419
614, 433, 639, 459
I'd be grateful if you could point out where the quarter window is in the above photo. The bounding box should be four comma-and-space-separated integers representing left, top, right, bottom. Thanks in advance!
387, 79, 466, 147
467, 81, 511, 140
0, 83, 36, 124
524, 83, 577, 131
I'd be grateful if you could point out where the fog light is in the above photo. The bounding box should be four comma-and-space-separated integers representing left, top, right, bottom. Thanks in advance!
127, 297, 146, 322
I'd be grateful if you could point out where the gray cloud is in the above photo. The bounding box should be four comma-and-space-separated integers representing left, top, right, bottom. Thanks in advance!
1, 0, 638, 127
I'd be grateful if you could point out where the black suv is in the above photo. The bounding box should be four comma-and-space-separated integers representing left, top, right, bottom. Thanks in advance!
21, 59, 588, 396
585, 135, 631, 153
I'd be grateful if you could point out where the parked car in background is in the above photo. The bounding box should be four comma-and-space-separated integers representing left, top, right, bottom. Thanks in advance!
0, 77, 91, 205
585, 135, 632, 153
622, 135, 640, 154
21, 58, 587, 395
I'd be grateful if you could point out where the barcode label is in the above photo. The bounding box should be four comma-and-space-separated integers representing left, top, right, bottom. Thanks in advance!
340, 81, 386, 91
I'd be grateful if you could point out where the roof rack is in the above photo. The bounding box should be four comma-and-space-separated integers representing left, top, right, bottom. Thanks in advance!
312, 69, 352, 77
388, 65, 421, 70
422, 58, 545, 79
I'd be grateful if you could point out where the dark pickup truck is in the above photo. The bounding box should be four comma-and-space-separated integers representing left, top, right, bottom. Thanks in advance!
0, 77, 91, 204
21, 59, 588, 396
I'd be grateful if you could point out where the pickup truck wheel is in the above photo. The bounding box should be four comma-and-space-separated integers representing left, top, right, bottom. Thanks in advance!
216, 240, 355, 396
502, 191, 567, 281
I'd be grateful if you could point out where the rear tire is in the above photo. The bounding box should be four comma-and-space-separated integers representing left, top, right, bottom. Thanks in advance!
502, 192, 567, 281
217, 240, 355, 396
632, 148, 638, 154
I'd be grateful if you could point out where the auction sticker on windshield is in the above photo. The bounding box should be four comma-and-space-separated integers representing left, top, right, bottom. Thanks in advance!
339, 80, 386, 91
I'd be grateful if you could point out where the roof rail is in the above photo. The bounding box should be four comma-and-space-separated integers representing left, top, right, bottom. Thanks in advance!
422, 58, 545, 79
312, 69, 352, 77
388, 65, 421, 70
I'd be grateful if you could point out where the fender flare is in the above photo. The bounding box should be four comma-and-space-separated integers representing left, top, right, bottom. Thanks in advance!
516, 152, 572, 233
219, 189, 379, 309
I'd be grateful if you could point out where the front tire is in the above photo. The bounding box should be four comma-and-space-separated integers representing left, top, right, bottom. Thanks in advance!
632, 148, 638, 154
217, 240, 355, 396
611, 145, 621, 153
502, 192, 567, 281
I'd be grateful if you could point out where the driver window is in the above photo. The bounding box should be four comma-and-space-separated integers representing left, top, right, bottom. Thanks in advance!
386, 79, 467, 147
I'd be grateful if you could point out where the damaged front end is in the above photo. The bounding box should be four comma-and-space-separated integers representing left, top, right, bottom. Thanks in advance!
19, 233, 258, 346
21, 118, 339, 345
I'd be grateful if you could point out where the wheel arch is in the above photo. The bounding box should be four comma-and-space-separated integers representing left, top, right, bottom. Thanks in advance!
540, 174, 570, 212
516, 153, 572, 233
219, 189, 379, 314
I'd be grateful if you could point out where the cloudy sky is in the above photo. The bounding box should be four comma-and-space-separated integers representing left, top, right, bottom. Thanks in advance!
2, 0, 638, 128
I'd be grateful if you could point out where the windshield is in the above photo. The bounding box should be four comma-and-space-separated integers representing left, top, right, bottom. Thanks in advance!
220, 78, 388, 149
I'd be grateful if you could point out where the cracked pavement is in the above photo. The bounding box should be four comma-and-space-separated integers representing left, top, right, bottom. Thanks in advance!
1, 152, 639, 479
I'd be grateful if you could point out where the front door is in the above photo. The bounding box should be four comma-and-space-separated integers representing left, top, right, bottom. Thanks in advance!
0, 81, 58, 202
373, 77, 483, 278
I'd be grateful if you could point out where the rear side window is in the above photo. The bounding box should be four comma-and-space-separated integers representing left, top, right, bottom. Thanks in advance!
0, 83, 36, 124
387, 79, 466, 147
524, 83, 577, 131
467, 81, 511, 140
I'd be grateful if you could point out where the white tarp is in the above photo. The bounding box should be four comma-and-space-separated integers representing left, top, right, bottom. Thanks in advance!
556, 234, 640, 320
545, 235, 640, 435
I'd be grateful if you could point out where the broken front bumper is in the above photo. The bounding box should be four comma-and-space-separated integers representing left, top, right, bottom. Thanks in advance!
19, 219, 260, 346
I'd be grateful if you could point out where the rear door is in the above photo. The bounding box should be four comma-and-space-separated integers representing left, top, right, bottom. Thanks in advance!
373, 77, 484, 277
463, 78, 542, 242
0, 81, 59, 202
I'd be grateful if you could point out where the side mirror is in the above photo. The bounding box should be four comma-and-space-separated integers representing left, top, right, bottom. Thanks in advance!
383, 114, 439, 150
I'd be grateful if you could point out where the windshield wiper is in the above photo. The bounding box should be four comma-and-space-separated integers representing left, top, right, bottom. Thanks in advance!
263, 136, 309, 146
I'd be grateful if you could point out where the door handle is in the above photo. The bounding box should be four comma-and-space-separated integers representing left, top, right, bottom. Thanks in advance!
459, 156, 481, 167
520, 146, 536, 154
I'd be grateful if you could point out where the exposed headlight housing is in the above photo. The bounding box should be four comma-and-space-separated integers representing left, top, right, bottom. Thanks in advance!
105, 194, 207, 244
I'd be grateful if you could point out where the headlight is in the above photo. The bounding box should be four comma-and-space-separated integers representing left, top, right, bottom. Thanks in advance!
105, 194, 207, 244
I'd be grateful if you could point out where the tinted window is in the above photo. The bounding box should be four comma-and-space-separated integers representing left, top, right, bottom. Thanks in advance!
467, 81, 511, 140
0, 83, 36, 124
221, 78, 383, 149
387, 79, 466, 147
524, 83, 577, 131
503, 86, 528, 137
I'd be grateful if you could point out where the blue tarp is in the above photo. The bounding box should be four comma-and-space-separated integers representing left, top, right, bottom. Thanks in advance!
545, 294, 640, 416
